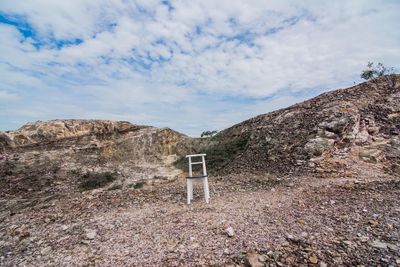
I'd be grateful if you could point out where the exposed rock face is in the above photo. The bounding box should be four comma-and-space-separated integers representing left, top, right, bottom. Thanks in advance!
217, 75, 400, 176
1, 119, 142, 149
0, 120, 187, 196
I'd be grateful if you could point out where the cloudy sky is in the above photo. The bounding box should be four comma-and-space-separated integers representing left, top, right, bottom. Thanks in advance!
0, 0, 399, 136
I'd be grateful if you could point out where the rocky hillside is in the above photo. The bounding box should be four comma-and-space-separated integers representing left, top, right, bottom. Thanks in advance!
1, 75, 399, 196
0, 120, 187, 196
200, 74, 400, 176
0, 120, 141, 150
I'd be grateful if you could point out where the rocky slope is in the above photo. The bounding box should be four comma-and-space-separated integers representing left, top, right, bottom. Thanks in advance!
207, 74, 400, 176
0, 119, 187, 196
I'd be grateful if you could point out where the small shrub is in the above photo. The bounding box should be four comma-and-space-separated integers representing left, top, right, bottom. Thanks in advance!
69, 169, 81, 176
50, 162, 61, 174
361, 62, 394, 80
174, 133, 250, 175
108, 184, 123, 190
132, 181, 145, 189
200, 130, 218, 138
79, 171, 117, 191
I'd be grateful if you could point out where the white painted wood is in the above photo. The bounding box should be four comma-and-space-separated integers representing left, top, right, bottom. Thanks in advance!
186, 153, 210, 204
201, 156, 207, 176
187, 179, 193, 204
186, 154, 206, 158
204, 177, 209, 203
190, 180, 193, 200
187, 180, 191, 204
188, 157, 192, 177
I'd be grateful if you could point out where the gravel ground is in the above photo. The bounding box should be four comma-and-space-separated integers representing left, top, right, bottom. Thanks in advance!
1, 173, 400, 266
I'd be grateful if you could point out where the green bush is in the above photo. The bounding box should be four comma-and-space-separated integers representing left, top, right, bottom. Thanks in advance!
200, 130, 218, 138
79, 171, 117, 191
361, 62, 394, 80
127, 181, 145, 189
174, 133, 250, 175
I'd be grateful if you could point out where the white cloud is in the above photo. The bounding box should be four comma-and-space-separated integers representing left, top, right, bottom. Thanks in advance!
0, 90, 19, 102
0, 0, 399, 135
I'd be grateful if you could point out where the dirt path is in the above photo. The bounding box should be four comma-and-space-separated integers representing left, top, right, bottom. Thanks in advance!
1, 173, 400, 266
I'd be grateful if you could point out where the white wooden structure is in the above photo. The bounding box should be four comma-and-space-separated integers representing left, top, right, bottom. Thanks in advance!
186, 154, 210, 204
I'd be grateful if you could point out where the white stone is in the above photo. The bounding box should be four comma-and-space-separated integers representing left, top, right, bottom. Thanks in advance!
370, 240, 387, 249
226, 226, 234, 237
85, 229, 97, 240
40, 246, 52, 256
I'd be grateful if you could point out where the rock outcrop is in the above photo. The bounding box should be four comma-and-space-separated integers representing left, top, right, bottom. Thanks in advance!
0, 120, 187, 195
216, 75, 400, 176
0, 119, 143, 150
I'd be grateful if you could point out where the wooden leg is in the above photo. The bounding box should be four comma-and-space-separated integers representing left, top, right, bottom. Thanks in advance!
189, 179, 193, 201
203, 177, 210, 203
188, 179, 193, 200
187, 179, 191, 204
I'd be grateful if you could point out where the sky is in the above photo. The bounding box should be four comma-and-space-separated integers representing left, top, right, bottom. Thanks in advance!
0, 1, 399, 136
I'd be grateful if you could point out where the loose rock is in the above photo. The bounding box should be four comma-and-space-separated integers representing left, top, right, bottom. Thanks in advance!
225, 226, 234, 237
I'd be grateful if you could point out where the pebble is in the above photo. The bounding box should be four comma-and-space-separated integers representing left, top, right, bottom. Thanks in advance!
225, 227, 234, 237
380, 257, 389, 263
85, 230, 97, 240
309, 255, 318, 264
370, 240, 387, 249
368, 220, 378, 226
343, 240, 354, 247
246, 252, 264, 267
40, 246, 52, 256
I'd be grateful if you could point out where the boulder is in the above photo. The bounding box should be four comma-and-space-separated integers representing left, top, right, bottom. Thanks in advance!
359, 149, 383, 163
304, 138, 335, 157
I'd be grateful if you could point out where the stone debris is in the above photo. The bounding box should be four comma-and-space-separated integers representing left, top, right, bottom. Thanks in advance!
85, 229, 97, 240
245, 252, 264, 267
225, 226, 234, 237
309, 255, 318, 264
0, 175, 398, 266
40, 246, 52, 256
370, 240, 388, 249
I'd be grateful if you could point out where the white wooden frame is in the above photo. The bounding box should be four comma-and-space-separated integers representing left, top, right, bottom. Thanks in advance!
186, 154, 210, 204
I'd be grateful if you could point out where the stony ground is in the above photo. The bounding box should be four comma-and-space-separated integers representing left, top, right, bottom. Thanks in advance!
1, 171, 400, 266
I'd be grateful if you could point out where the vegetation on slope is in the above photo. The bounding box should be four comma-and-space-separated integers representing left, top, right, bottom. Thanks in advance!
174, 132, 250, 175
79, 171, 118, 191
